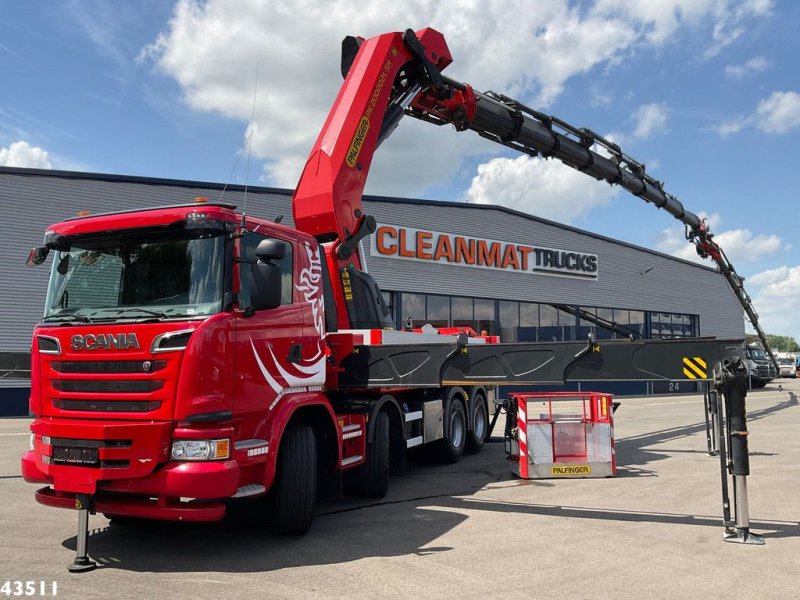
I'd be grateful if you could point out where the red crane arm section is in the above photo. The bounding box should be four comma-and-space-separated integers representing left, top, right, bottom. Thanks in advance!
292, 28, 452, 270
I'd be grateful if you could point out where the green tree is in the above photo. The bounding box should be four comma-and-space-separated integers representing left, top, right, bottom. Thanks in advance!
765, 334, 800, 352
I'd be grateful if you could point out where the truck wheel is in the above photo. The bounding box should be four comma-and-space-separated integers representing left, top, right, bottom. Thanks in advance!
358, 411, 390, 497
440, 399, 466, 463
466, 393, 488, 453
273, 422, 317, 535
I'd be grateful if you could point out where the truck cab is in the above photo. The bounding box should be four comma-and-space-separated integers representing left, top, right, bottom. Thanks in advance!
21, 201, 332, 521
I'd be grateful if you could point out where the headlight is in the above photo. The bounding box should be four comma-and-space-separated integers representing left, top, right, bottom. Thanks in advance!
171, 439, 230, 461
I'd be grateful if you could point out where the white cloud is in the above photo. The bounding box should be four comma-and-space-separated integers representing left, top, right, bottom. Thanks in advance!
704, 0, 773, 58
715, 116, 751, 136
724, 56, 769, 79
715, 90, 800, 136
142, 0, 772, 196
465, 155, 619, 222
0, 141, 52, 169
591, 0, 772, 56
631, 103, 668, 139
747, 265, 800, 339
591, 0, 716, 45
755, 91, 800, 134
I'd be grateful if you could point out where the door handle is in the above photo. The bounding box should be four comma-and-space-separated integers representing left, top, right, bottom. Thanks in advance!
287, 344, 302, 363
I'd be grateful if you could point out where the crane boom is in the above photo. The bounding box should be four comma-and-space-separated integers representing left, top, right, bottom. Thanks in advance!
291, 27, 775, 370
405, 73, 777, 370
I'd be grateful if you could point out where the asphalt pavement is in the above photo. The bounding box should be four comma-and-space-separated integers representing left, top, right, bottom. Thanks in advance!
1, 380, 798, 599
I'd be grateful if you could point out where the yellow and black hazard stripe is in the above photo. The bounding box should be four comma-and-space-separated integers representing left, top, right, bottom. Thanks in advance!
683, 356, 708, 379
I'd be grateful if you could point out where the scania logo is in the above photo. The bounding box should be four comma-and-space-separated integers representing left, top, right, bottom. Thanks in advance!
71, 333, 141, 351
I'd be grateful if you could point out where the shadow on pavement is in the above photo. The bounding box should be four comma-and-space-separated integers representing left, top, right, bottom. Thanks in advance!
615, 390, 798, 471
57, 393, 798, 574
60, 486, 799, 574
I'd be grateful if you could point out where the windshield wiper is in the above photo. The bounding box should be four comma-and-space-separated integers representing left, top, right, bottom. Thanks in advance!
42, 309, 94, 324
98, 307, 169, 319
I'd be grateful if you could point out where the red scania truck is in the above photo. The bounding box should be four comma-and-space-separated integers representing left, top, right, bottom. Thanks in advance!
22, 27, 767, 571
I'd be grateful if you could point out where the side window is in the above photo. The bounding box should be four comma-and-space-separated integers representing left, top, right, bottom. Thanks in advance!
239, 233, 294, 307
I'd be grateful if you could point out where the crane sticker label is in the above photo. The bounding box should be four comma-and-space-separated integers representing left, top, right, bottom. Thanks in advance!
346, 117, 370, 167
370, 224, 599, 279
347, 58, 393, 167
550, 465, 592, 476
683, 356, 708, 379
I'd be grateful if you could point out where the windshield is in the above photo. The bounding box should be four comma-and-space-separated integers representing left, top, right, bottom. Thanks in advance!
747, 347, 767, 360
778, 358, 794, 365
43, 231, 226, 322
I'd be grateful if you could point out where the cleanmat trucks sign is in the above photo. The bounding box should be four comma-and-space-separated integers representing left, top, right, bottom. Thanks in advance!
370, 224, 599, 279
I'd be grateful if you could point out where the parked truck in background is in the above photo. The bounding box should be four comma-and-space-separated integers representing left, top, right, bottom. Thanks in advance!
775, 352, 797, 378
744, 343, 776, 387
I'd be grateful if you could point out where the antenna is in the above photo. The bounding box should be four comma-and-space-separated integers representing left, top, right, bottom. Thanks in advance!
217, 64, 260, 232
242, 63, 259, 227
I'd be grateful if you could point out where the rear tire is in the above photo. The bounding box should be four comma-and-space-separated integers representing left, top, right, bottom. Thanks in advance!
358, 411, 390, 497
440, 399, 466, 463
466, 393, 488, 453
273, 422, 317, 535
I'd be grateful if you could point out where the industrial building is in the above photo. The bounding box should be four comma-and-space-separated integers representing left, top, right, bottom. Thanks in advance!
0, 166, 744, 414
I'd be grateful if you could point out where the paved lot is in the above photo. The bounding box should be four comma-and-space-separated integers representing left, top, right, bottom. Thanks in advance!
1, 380, 798, 599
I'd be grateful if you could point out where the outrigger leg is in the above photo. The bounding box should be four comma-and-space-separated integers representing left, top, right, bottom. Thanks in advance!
68, 493, 97, 572
715, 359, 765, 545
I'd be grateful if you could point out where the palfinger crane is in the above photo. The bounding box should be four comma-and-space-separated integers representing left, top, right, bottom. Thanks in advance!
293, 28, 776, 370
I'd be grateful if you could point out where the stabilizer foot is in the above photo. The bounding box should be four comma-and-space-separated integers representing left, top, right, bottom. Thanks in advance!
723, 528, 765, 545
68, 557, 97, 573
69, 495, 97, 573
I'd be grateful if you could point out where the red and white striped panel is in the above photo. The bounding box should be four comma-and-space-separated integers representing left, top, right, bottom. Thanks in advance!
517, 395, 528, 478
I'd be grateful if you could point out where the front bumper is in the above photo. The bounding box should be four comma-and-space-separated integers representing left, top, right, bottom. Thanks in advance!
22, 417, 240, 521
34, 487, 226, 522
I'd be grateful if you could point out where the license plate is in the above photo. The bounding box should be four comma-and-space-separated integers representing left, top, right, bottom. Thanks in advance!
53, 446, 99, 466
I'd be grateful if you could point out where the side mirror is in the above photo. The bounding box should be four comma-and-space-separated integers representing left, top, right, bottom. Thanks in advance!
26, 246, 49, 266
255, 239, 286, 262
247, 239, 287, 311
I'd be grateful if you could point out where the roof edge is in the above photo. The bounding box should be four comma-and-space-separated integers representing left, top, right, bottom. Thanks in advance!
0, 166, 717, 272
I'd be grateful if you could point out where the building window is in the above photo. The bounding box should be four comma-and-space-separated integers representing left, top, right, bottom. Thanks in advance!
595, 308, 614, 340
578, 306, 597, 341
475, 298, 495, 335
519, 302, 539, 342
500, 301, 520, 342
649, 311, 697, 338
557, 306, 576, 341
381, 291, 395, 325
426, 294, 450, 328
629, 310, 645, 338
451, 296, 473, 329
401, 292, 426, 328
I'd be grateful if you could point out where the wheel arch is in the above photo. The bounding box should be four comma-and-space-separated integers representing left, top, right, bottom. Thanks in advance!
265, 393, 339, 491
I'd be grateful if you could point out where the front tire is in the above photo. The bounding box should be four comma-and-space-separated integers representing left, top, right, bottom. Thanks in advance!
273, 422, 317, 535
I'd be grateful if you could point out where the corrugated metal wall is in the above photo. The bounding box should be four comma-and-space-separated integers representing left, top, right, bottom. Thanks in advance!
363, 198, 744, 338
0, 167, 744, 389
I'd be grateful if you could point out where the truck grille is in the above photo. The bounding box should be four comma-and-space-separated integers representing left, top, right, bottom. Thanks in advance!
52, 399, 161, 412
51, 360, 166, 374
45, 357, 174, 418
52, 380, 164, 393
